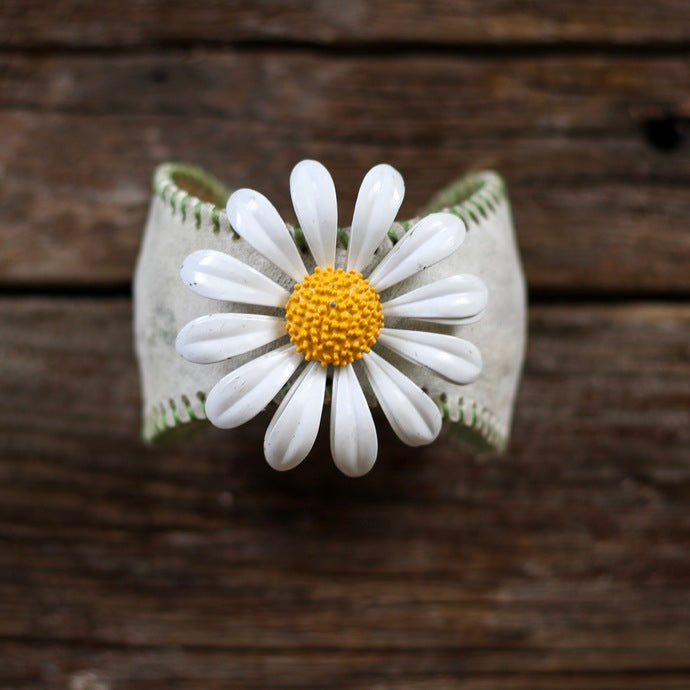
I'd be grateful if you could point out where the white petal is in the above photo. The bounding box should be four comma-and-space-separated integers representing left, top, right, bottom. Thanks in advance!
176, 313, 286, 364
367, 213, 466, 291
382, 274, 488, 325
180, 249, 290, 308
290, 160, 337, 267
330, 365, 378, 477
346, 163, 404, 272
205, 344, 303, 429
226, 188, 307, 283
377, 328, 482, 385
264, 361, 326, 471
362, 350, 441, 446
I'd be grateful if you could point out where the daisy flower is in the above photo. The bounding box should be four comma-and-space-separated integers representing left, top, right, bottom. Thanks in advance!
175, 160, 487, 476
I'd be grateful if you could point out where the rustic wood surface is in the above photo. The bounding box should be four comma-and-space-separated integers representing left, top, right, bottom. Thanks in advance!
1, 1, 689, 688
1, 300, 689, 689
1, 53, 689, 291
2, 0, 690, 47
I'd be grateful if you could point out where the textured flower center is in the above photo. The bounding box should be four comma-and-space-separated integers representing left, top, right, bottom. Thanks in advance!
285, 266, 383, 366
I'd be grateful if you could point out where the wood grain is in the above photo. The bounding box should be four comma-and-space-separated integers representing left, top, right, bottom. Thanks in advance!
2, 0, 690, 48
2, 1, 689, 686
4, 53, 688, 134
1, 53, 689, 291
0, 298, 688, 688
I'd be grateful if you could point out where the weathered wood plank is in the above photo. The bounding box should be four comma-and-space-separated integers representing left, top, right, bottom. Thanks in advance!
2, 0, 690, 48
3, 647, 690, 690
3, 53, 688, 136
0, 298, 688, 688
1, 115, 688, 291
1, 52, 689, 291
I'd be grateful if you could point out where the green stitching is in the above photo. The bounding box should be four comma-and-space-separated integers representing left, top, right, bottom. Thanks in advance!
179, 193, 188, 222
153, 165, 507, 239
420, 171, 507, 231
181, 394, 196, 420
146, 165, 510, 451
152, 163, 231, 234
169, 398, 182, 425
157, 402, 167, 432
336, 227, 349, 248
293, 225, 308, 252
471, 199, 487, 220
387, 219, 413, 244
145, 387, 507, 450
197, 391, 207, 416
144, 383, 507, 448
480, 193, 495, 213
439, 392, 449, 418
438, 395, 507, 451
194, 201, 202, 230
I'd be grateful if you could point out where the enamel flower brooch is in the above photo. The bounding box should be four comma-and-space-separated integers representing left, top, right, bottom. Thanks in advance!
175, 160, 487, 476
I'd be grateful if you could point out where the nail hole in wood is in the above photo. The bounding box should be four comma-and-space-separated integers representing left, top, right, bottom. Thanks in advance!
642, 115, 685, 152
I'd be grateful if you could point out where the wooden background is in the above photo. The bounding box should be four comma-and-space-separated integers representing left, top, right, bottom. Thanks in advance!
1, 2, 689, 688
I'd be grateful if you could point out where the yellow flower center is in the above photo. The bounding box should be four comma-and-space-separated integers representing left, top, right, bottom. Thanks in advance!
285, 266, 383, 366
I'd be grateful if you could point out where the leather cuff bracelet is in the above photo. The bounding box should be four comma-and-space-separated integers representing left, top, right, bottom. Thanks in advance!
134, 161, 527, 476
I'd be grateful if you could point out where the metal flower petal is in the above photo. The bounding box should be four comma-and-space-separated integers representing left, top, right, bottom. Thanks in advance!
381, 274, 487, 324
290, 160, 338, 268
227, 188, 307, 283
264, 361, 327, 472
176, 313, 286, 364
377, 327, 483, 385
178, 160, 487, 476
347, 163, 404, 272
330, 364, 378, 477
205, 344, 303, 429
367, 212, 466, 292
180, 249, 290, 307
362, 350, 442, 446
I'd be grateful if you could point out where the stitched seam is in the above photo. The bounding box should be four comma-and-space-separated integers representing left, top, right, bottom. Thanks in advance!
153, 166, 507, 249
143, 391, 207, 442
146, 165, 509, 451
438, 392, 505, 449
419, 170, 508, 233
153, 163, 238, 239
145, 387, 505, 450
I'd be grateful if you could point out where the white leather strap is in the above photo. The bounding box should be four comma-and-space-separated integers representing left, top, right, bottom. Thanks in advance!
134, 163, 526, 450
